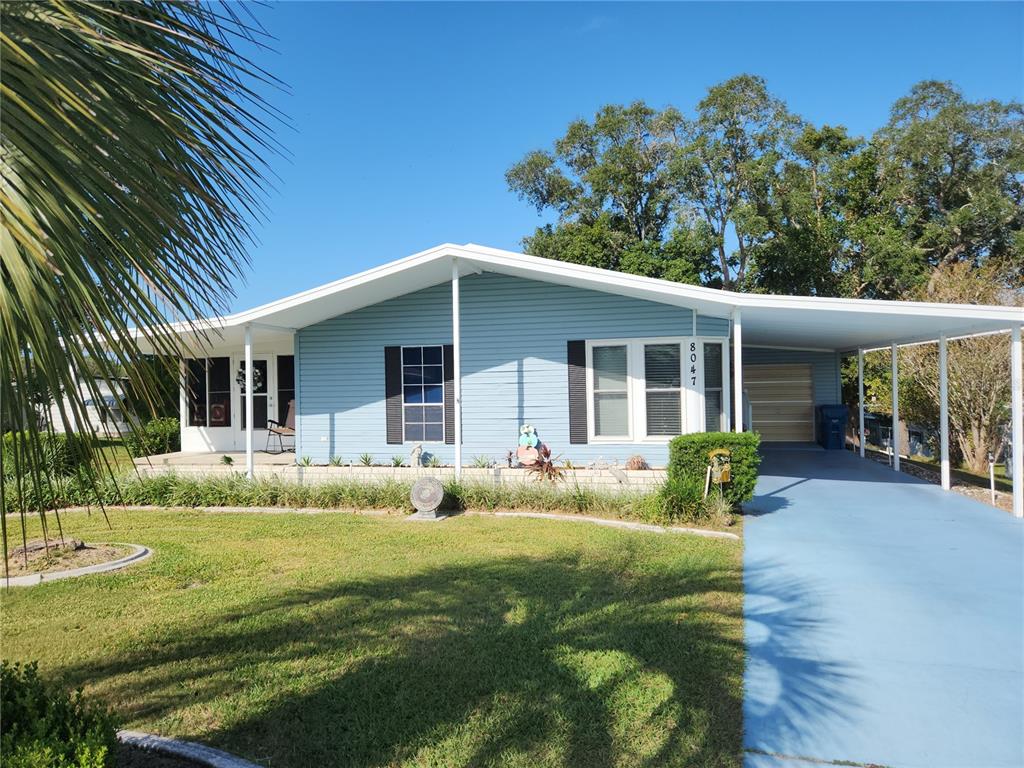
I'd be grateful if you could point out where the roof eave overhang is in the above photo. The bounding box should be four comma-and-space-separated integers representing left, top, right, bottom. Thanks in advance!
126, 242, 1023, 355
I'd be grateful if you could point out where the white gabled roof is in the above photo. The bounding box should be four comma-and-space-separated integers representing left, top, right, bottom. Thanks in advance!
136, 242, 1023, 354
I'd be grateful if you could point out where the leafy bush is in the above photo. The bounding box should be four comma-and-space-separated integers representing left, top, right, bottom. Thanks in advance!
0, 661, 117, 768
667, 431, 761, 506
1, 432, 89, 479
123, 417, 179, 458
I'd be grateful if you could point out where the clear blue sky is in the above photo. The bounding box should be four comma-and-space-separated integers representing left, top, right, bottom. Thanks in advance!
231, 1, 1023, 312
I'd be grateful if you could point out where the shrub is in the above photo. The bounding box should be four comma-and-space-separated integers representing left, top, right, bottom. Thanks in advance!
657, 474, 705, 523
1, 432, 89, 479
667, 431, 761, 506
123, 417, 179, 458
0, 661, 117, 768
2, 472, 671, 528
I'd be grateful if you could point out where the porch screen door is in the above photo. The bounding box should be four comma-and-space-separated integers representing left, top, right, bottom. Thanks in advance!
239, 358, 269, 430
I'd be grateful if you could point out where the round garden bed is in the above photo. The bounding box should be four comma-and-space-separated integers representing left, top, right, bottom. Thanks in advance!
4, 538, 150, 587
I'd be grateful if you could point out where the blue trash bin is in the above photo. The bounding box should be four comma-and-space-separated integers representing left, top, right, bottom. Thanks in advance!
817, 405, 848, 450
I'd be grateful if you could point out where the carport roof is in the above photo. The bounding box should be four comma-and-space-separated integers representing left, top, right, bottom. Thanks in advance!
135, 242, 1023, 353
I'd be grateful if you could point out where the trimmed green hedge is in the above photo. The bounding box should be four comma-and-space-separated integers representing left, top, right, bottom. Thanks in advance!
668, 431, 761, 506
0, 662, 117, 768
3, 472, 647, 515
2, 472, 690, 522
123, 417, 179, 458
1, 432, 89, 479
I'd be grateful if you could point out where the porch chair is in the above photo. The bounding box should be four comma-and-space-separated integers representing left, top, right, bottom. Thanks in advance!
266, 399, 295, 454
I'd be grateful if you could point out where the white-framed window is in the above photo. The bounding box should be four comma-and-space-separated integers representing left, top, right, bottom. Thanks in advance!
402, 345, 445, 442
586, 337, 721, 443
703, 342, 725, 431
644, 343, 682, 436
186, 357, 232, 428
591, 344, 631, 439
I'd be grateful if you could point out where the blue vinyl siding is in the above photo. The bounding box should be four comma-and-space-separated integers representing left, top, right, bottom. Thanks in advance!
696, 315, 730, 336
296, 275, 842, 465
296, 272, 730, 466
741, 347, 842, 406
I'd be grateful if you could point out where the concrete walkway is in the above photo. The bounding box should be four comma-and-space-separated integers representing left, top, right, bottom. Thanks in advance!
743, 448, 1024, 768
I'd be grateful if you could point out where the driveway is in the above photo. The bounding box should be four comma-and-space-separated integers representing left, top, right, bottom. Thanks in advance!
743, 447, 1024, 768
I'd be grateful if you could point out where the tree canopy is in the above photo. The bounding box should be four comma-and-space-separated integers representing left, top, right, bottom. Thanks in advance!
508, 77, 1023, 299
510, 77, 1022, 474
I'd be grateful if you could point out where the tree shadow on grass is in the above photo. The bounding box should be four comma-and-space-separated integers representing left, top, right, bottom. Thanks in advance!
60, 553, 856, 768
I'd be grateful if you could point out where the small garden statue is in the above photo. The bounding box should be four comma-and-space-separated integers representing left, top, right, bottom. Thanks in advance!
409, 443, 423, 468
516, 424, 541, 466
512, 424, 563, 480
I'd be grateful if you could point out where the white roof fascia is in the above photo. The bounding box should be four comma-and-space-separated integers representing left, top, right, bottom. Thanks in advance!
456, 242, 1023, 326
127, 242, 1023, 352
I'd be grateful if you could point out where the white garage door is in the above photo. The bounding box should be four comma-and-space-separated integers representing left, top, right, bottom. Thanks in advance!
743, 364, 814, 442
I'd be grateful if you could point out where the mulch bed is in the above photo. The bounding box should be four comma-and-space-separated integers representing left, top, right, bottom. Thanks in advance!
4, 539, 131, 576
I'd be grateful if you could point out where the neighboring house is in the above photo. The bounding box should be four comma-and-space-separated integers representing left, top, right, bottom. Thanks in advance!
131, 243, 1023, 515
47, 377, 131, 437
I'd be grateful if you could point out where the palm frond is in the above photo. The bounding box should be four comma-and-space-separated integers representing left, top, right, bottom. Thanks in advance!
1, 1, 282, 572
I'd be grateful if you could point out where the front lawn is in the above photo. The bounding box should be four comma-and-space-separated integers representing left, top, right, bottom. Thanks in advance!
2, 510, 743, 767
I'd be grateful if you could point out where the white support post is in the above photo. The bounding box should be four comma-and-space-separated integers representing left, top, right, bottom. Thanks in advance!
178, 359, 187, 439
939, 334, 950, 491
1011, 326, 1022, 519
244, 324, 254, 480
891, 343, 900, 472
451, 260, 462, 481
722, 341, 732, 432
858, 349, 865, 458
733, 309, 743, 433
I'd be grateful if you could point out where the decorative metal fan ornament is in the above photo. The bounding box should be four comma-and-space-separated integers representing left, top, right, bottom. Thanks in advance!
410, 476, 444, 516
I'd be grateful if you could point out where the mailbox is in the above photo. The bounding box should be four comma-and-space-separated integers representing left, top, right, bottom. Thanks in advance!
708, 448, 732, 484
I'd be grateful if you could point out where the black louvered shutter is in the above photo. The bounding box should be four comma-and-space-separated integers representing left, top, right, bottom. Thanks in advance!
443, 344, 455, 444
567, 340, 588, 444
384, 346, 403, 444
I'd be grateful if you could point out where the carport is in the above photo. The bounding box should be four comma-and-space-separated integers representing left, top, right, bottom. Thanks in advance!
743, 446, 1024, 767
726, 293, 1022, 517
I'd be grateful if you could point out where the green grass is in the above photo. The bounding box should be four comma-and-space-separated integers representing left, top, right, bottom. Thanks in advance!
2, 509, 744, 767
94, 438, 134, 473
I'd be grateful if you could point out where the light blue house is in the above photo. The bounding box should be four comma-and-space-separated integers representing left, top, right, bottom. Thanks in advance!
141, 243, 1023, 515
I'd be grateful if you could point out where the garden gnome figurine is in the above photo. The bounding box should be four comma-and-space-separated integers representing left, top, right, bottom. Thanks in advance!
516, 424, 541, 466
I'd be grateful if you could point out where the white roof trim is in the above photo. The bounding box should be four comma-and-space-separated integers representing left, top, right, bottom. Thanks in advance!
133, 242, 1023, 353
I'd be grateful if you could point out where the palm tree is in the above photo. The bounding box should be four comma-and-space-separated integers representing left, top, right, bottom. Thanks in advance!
1, 2, 280, 566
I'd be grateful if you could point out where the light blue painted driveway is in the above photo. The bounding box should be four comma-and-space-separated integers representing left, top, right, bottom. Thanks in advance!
743, 447, 1024, 768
